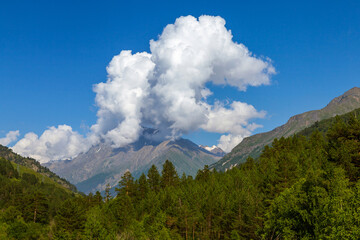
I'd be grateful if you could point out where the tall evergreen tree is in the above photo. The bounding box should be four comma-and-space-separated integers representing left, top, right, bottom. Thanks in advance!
55, 199, 86, 235
104, 183, 112, 203
22, 190, 49, 224
147, 165, 161, 192
138, 173, 149, 199
161, 160, 179, 188
116, 170, 135, 197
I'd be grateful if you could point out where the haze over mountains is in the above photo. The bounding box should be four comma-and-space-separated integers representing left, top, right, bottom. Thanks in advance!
212, 87, 360, 171
45, 128, 221, 193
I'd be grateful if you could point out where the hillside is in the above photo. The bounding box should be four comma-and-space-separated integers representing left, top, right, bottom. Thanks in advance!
23, 110, 360, 239
45, 133, 221, 193
0, 144, 77, 192
1, 107, 360, 239
297, 107, 360, 137
212, 87, 360, 171
0, 156, 78, 239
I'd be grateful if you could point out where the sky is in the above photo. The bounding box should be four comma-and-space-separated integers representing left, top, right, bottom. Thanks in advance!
0, 0, 359, 162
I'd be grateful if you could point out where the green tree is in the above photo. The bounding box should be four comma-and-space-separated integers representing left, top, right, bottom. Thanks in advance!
147, 165, 161, 192
55, 199, 86, 235
104, 183, 112, 203
109, 194, 135, 231
21, 173, 38, 185
161, 160, 179, 188
84, 206, 114, 240
0, 157, 18, 178
262, 167, 358, 239
22, 190, 49, 224
195, 165, 211, 181
327, 115, 360, 180
116, 170, 135, 197
138, 173, 149, 199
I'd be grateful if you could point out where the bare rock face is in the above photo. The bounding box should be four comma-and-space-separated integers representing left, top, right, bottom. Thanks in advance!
199, 145, 226, 157
44, 131, 221, 193
212, 87, 360, 172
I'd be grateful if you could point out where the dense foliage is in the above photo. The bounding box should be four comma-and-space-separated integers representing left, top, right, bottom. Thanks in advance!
0, 145, 77, 192
1, 113, 360, 239
0, 157, 76, 239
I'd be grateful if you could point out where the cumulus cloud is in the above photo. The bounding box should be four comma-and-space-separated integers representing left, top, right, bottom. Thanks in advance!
11, 15, 275, 162
94, 15, 274, 148
202, 101, 265, 135
0, 130, 20, 146
217, 134, 245, 153
201, 101, 266, 152
12, 125, 94, 163
91, 51, 155, 147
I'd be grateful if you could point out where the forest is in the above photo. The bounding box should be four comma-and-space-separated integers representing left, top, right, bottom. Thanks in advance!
0, 112, 360, 239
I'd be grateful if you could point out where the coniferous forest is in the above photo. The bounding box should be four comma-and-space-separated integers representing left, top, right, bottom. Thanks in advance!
1, 112, 360, 239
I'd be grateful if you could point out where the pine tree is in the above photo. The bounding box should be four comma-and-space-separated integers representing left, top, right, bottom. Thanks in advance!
22, 190, 49, 224
55, 199, 86, 234
104, 183, 112, 203
116, 170, 135, 197
196, 165, 210, 181
161, 160, 179, 188
138, 173, 149, 199
0, 157, 19, 178
84, 206, 113, 240
147, 165, 161, 192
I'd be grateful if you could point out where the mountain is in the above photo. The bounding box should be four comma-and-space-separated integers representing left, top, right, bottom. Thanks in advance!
44, 131, 221, 193
212, 87, 360, 171
0, 144, 77, 192
297, 107, 360, 138
199, 145, 226, 157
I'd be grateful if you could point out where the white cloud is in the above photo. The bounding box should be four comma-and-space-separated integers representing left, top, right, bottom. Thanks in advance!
91, 51, 155, 147
11, 125, 94, 163
217, 134, 245, 153
144, 15, 273, 139
0, 130, 20, 146
11, 15, 275, 162
94, 15, 274, 145
200, 101, 265, 152
202, 101, 265, 135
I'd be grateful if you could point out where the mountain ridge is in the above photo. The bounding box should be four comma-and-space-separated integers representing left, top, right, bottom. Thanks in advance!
212, 87, 360, 171
199, 145, 226, 157
45, 135, 221, 193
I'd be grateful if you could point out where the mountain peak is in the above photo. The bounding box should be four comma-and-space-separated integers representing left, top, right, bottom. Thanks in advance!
326, 87, 360, 107
199, 145, 226, 157
45, 137, 221, 193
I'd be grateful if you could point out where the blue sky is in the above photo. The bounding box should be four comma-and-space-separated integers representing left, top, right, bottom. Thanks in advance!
1, 0, 359, 154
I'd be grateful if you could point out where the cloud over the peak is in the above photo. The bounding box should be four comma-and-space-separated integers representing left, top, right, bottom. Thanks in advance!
91, 51, 155, 147
94, 15, 274, 148
11, 15, 275, 162
0, 130, 20, 146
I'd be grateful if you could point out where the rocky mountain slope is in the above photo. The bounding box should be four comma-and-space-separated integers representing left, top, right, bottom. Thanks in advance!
212, 87, 360, 171
45, 131, 221, 193
199, 145, 226, 157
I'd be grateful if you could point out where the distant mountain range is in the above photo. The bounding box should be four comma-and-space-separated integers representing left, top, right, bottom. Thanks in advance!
42, 87, 360, 193
44, 129, 221, 193
199, 145, 226, 157
212, 87, 360, 171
